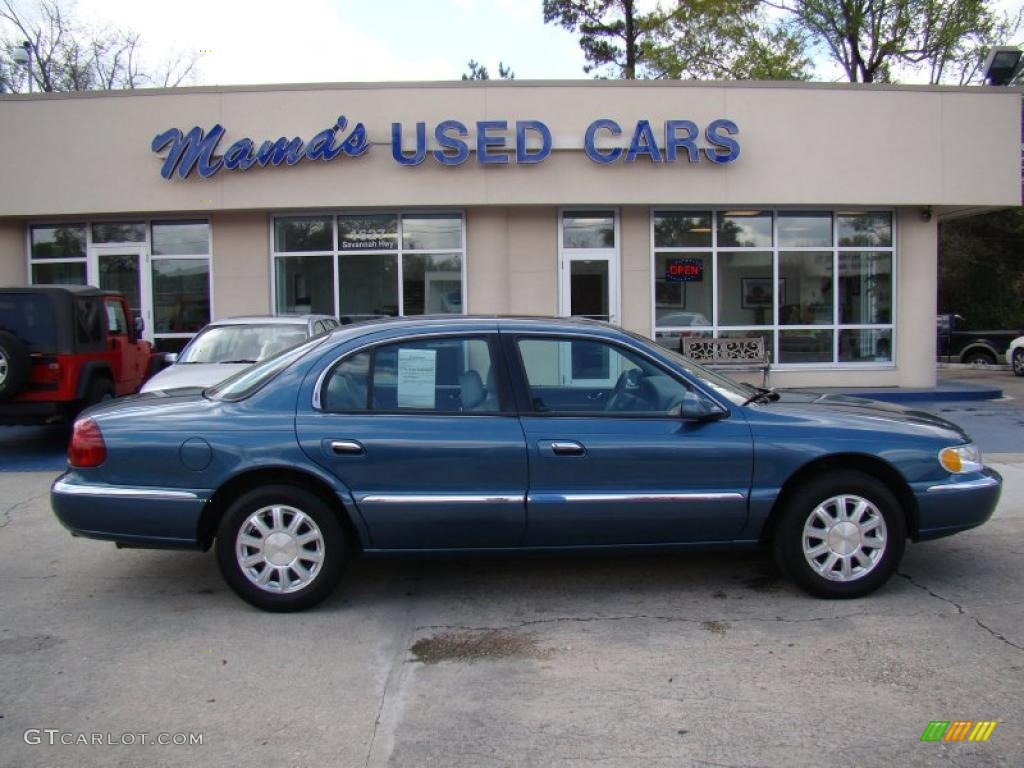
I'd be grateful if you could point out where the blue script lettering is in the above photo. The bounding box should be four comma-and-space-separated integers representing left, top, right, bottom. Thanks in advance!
152, 115, 367, 179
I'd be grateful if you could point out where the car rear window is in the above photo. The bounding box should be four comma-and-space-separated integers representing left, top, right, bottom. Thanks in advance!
0, 294, 57, 349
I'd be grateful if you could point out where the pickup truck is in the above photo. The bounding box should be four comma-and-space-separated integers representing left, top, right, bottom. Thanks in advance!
937, 314, 1024, 365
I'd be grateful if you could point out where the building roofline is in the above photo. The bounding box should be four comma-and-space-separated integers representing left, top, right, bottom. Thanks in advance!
1, 78, 1021, 102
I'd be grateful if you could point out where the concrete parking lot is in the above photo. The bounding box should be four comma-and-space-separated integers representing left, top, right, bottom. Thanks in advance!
1, 454, 1022, 767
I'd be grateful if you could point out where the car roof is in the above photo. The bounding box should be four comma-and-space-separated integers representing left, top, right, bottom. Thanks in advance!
206, 314, 332, 326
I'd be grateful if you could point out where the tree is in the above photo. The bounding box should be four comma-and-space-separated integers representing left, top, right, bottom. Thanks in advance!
764, 0, 1021, 84
462, 59, 515, 80
543, 0, 808, 80
0, 0, 198, 93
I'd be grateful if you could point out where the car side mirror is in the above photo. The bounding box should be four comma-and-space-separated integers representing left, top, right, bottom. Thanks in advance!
134, 315, 145, 335
164, 352, 178, 364
679, 391, 727, 422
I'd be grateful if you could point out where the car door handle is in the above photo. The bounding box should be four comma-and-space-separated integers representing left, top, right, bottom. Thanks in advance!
550, 440, 585, 456
329, 440, 364, 455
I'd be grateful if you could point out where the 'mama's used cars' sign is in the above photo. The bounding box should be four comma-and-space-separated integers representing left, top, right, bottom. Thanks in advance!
152, 115, 740, 179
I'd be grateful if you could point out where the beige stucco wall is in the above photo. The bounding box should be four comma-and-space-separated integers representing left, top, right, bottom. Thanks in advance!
0, 219, 25, 285
0, 81, 1018, 218
210, 212, 271, 317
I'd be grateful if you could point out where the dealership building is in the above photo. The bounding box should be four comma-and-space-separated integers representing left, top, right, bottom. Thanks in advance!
0, 79, 1019, 388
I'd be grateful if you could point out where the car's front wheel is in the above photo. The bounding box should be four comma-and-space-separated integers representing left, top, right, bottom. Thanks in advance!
215, 485, 347, 611
773, 471, 906, 598
1013, 348, 1024, 377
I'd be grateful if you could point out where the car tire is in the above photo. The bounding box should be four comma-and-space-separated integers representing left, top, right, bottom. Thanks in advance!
0, 330, 31, 401
1013, 349, 1024, 377
215, 485, 347, 611
773, 470, 906, 599
962, 349, 996, 366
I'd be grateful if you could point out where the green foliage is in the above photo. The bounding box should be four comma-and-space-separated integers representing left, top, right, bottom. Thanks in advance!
543, 0, 808, 80
939, 208, 1024, 330
767, 0, 1022, 84
462, 59, 515, 80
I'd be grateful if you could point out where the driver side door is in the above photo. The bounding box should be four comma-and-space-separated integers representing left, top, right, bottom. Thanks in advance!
508, 334, 753, 546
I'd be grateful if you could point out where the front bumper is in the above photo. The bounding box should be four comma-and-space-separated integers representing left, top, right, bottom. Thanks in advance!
50, 473, 209, 549
913, 467, 1002, 541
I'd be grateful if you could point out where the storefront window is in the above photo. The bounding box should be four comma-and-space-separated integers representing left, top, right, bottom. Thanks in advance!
31, 262, 86, 285
151, 220, 209, 256
152, 258, 210, 334
31, 224, 85, 259
652, 209, 895, 366
275, 256, 334, 315
273, 212, 465, 319
562, 211, 615, 249
91, 222, 145, 243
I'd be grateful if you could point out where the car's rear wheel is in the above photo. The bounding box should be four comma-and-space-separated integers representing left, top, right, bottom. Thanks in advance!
215, 485, 347, 611
1013, 348, 1024, 377
962, 349, 996, 366
0, 330, 31, 401
773, 470, 906, 598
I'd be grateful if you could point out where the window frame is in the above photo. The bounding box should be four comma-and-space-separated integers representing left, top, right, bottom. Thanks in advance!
270, 210, 467, 321
314, 332, 513, 416
649, 207, 896, 369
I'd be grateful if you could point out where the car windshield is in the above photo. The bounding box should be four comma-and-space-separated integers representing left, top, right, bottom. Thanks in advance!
179, 324, 309, 364
206, 335, 328, 401
624, 330, 752, 405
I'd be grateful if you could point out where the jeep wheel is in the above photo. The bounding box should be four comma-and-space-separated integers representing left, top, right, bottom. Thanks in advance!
0, 331, 31, 401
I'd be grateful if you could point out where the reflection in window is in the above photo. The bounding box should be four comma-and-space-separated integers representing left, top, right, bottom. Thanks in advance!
837, 212, 891, 247
839, 252, 892, 324
562, 211, 615, 249
91, 222, 145, 244
338, 253, 398, 319
402, 214, 463, 250
275, 256, 334, 315
152, 220, 210, 256
840, 329, 892, 362
779, 251, 833, 325
654, 212, 712, 248
152, 258, 210, 333
31, 224, 86, 259
322, 351, 371, 411
403, 254, 463, 315
777, 212, 832, 248
717, 211, 772, 248
339, 214, 398, 251
779, 329, 833, 363
718, 251, 773, 326
32, 262, 86, 285
274, 216, 332, 252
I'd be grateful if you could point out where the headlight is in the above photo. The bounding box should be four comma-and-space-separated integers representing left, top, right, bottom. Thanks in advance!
939, 443, 983, 474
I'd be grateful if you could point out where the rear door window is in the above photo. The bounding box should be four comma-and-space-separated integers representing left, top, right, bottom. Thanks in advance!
75, 297, 104, 345
0, 294, 57, 349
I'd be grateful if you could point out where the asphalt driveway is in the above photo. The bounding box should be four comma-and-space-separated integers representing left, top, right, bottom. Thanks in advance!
1, 459, 1022, 767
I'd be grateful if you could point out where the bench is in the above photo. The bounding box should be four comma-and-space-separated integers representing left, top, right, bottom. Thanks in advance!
681, 336, 770, 387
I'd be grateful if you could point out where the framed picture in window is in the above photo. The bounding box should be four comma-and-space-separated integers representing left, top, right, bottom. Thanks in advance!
741, 277, 785, 309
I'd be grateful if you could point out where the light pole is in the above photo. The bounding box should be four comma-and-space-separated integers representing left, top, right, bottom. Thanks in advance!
981, 46, 1022, 86
10, 40, 33, 93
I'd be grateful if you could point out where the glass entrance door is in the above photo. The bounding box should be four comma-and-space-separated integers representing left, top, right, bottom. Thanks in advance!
89, 248, 151, 341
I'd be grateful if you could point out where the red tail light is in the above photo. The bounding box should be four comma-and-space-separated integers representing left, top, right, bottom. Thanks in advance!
68, 418, 107, 468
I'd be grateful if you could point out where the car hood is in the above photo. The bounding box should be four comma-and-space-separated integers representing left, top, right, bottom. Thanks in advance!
759, 390, 971, 442
140, 363, 252, 392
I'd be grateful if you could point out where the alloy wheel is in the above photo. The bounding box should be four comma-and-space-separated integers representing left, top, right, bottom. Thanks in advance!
1014, 350, 1024, 376
802, 494, 888, 582
0, 350, 7, 387
235, 504, 325, 594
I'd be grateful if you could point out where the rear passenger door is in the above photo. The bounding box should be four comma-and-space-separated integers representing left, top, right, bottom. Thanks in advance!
296, 333, 528, 549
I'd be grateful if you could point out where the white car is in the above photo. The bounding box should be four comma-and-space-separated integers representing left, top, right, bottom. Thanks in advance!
1007, 336, 1024, 377
141, 315, 339, 393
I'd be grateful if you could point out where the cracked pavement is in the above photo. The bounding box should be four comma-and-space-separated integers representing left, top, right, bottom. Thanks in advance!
1, 459, 1023, 767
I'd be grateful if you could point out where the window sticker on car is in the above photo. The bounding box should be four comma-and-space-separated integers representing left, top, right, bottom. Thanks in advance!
396, 348, 436, 409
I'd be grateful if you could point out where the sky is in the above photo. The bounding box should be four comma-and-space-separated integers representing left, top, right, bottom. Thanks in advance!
4, 0, 1024, 86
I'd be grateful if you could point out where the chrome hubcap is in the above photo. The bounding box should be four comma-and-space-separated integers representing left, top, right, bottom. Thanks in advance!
0, 351, 8, 386
236, 505, 325, 594
802, 494, 887, 582
1014, 351, 1024, 374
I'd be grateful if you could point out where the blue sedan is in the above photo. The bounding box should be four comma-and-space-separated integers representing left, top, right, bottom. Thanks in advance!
51, 317, 1002, 611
